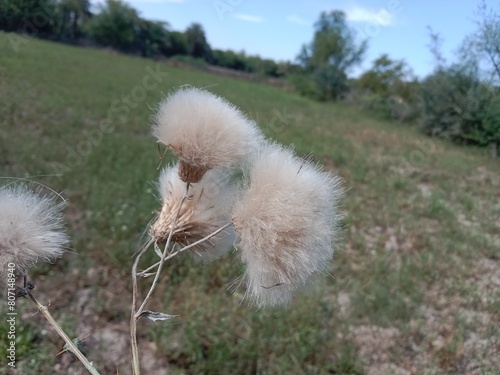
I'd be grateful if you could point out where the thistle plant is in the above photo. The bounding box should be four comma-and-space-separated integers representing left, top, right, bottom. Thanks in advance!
0, 184, 101, 375
130, 87, 344, 374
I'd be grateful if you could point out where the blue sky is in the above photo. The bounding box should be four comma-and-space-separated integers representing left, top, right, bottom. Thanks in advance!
94, 0, 498, 78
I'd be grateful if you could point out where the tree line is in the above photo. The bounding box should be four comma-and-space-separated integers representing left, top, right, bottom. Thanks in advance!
0, 0, 498, 155
0, 0, 298, 77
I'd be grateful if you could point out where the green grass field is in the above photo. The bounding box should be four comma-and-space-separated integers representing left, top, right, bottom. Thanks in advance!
1, 32, 499, 375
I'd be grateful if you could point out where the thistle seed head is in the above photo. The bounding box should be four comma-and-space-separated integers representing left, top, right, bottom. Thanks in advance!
231, 143, 344, 307
152, 87, 263, 182
0, 185, 69, 287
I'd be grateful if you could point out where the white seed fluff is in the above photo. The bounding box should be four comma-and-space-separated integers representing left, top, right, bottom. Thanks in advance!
150, 164, 236, 260
0, 185, 69, 287
231, 143, 344, 307
152, 87, 263, 172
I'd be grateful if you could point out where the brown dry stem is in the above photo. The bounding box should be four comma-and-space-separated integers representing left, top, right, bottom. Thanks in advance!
26, 291, 101, 375
130, 183, 190, 375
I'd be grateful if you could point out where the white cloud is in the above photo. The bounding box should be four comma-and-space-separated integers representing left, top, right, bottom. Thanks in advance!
286, 15, 310, 26
346, 6, 394, 26
233, 14, 264, 23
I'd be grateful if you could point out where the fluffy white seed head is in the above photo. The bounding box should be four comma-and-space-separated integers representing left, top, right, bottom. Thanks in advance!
152, 87, 263, 182
231, 144, 344, 307
0, 185, 69, 287
149, 164, 236, 260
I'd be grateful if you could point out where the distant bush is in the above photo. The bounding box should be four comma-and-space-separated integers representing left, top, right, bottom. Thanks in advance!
211, 50, 289, 78
168, 54, 208, 69
354, 54, 420, 122
288, 73, 322, 100
348, 91, 418, 123
419, 3, 500, 156
419, 64, 500, 154
212, 49, 249, 71
388, 95, 420, 123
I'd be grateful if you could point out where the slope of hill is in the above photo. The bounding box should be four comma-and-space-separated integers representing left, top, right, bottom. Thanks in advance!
1, 33, 499, 375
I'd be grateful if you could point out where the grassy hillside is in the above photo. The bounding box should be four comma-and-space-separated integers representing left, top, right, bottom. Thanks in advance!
1, 33, 499, 375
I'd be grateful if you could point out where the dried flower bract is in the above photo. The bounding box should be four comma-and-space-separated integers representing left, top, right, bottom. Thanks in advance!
150, 165, 236, 260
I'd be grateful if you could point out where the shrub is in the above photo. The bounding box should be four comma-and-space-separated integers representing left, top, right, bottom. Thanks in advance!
419, 64, 500, 151
288, 73, 322, 100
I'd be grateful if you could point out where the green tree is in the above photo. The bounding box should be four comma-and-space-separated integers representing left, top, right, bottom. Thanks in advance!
185, 22, 212, 61
86, 0, 140, 52
57, 0, 92, 40
163, 30, 187, 57
0, 0, 59, 37
257, 58, 279, 77
136, 19, 170, 57
471, 1, 500, 82
298, 10, 367, 100
213, 49, 248, 71
358, 54, 407, 98
357, 54, 419, 121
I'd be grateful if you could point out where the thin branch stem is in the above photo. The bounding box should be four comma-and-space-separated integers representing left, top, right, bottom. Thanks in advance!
26, 291, 100, 375
130, 182, 190, 375
130, 240, 151, 375
137, 222, 232, 277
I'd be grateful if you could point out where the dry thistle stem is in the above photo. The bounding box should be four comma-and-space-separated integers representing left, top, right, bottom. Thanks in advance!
231, 143, 344, 307
150, 164, 236, 260
152, 87, 263, 183
0, 185, 69, 287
